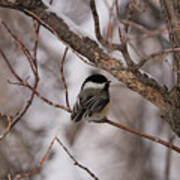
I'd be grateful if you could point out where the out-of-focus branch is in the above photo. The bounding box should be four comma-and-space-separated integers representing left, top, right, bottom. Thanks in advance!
0, 21, 39, 139
165, 134, 175, 180
134, 48, 180, 70
160, 0, 180, 84
90, 0, 124, 52
14, 134, 100, 180
8, 80, 71, 112
60, 48, 71, 110
0, 20, 72, 140
33, 20, 40, 69
0, 0, 170, 113
91, 0, 135, 67
4, 0, 180, 136
0, 47, 38, 139
0, 43, 37, 112
90, 0, 171, 116
49, 0, 54, 5
15, 134, 57, 180
8, 174, 12, 180
118, 0, 136, 67
56, 137, 100, 180
115, 0, 167, 42
160, 0, 180, 136
90, 119, 180, 154
0, 113, 12, 140
1, 21, 37, 76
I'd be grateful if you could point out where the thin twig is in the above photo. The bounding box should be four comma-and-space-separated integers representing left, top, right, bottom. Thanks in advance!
56, 137, 100, 180
8, 174, 12, 180
33, 20, 40, 69
0, 21, 71, 139
134, 48, 180, 69
0, 48, 39, 139
11, 77, 39, 128
115, 0, 168, 42
0, 21, 39, 139
8, 79, 71, 112
90, 0, 123, 51
1, 21, 37, 76
60, 47, 71, 110
115, 1, 135, 67
1, 21, 39, 117
115, 0, 120, 19
0, 48, 23, 83
74, 51, 96, 67
108, 47, 180, 71
90, 119, 180, 154
165, 134, 175, 180
7, 79, 71, 113
0, 113, 12, 140
129, 0, 147, 13
49, 0, 54, 5
15, 134, 57, 180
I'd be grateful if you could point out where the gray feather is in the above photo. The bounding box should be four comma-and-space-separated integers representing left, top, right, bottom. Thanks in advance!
71, 88, 109, 122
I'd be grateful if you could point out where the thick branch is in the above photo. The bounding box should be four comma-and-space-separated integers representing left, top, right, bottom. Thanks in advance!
160, 0, 180, 85
0, 0, 170, 112
160, 0, 180, 136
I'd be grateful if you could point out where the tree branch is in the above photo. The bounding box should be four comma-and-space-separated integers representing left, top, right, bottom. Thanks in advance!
0, 0, 170, 112
160, 0, 180, 85
56, 137, 100, 180
90, 119, 180, 154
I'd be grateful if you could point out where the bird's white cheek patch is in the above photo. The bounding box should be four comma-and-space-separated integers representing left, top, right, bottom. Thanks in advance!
83, 82, 105, 90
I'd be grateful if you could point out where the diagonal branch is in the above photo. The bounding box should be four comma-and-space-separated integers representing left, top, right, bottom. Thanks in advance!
15, 134, 57, 180
90, 119, 180, 154
56, 137, 100, 180
60, 47, 71, 110
90, 0, 124, 52
160, 0, 180, 85
0, 0, 170, 112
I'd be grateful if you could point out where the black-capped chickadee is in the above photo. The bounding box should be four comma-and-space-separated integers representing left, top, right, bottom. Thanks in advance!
71, 74, 111, 122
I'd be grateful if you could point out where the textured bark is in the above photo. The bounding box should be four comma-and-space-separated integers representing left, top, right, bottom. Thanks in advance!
0, 0, 170, 110
160, 0, 180, 136
2, 0, 180, 136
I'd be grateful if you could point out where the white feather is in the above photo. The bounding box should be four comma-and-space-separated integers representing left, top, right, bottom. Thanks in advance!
82, 82, 105, 90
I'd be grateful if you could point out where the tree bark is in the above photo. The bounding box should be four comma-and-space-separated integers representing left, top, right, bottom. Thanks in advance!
1, 0, 180, 136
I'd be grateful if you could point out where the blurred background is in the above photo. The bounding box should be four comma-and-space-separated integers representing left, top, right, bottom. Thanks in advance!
0, 0, 180, 179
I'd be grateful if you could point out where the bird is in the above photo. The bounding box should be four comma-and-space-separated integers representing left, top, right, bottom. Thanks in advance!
71, 74, 111, 122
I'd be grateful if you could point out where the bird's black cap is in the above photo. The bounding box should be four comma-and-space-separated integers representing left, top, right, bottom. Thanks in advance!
84, 74, 108, 83
81, 74, 110, 89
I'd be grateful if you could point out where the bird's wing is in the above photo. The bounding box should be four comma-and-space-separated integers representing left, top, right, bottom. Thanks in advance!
71, 95, 108, 122
83, 96, 109, 117
71, 96, 85, 122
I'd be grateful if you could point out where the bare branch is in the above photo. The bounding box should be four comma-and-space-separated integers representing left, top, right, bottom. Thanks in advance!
160, 0, 180, 84
90, 0, 124, 52
7, 79, 71, 112
0, 21, 40, 136
60, 48, 71, 110
0, 0, 170, 113
24, 84, 71, 112
49, 0, 54, 5
56, 137, 100, 180
134, 48, 180, 70
15, 134, 57, 180
0, 47, 39, 140
1, 21, 37, 76
90, 119, 180, 154
0, 113, 12, 140
165, 134, 175, 180
33, 20, 40, 69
